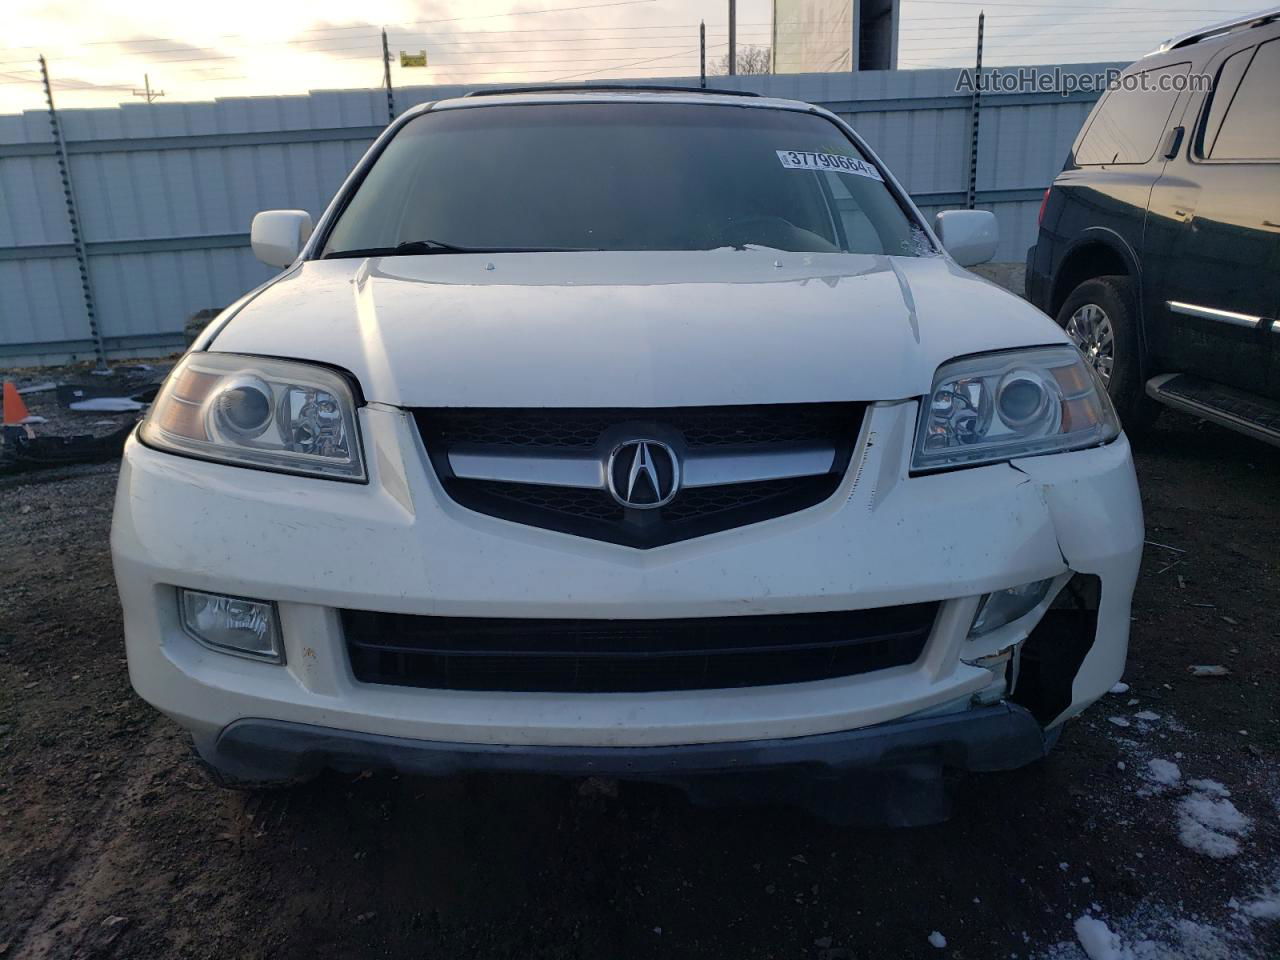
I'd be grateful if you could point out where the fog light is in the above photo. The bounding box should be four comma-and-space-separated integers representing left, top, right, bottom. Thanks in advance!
970, 579, 1054, 637
179, 589, 283, 662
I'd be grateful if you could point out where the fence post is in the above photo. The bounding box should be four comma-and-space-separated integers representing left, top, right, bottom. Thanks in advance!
40, 55, 108, 371
700, 21, 706, 88
965, 12, 984, 210
728, 0, 737, 75
382, 29, 395, 124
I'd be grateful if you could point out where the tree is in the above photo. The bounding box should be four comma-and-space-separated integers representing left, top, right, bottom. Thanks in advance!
711, 45, 772, 76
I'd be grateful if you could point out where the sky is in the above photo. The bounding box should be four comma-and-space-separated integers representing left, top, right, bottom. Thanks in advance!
0, 0, 1267, 115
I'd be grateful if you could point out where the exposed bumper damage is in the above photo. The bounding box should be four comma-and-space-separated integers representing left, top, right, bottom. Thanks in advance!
202, 702, 1054, 826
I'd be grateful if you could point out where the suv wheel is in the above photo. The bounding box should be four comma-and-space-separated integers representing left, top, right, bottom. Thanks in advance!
1056, 275, 1158, 431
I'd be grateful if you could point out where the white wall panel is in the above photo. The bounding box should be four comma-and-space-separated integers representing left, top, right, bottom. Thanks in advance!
0, 64, 1119, 363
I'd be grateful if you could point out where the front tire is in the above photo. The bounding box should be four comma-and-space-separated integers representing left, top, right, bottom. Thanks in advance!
1056, 275, 1159, 432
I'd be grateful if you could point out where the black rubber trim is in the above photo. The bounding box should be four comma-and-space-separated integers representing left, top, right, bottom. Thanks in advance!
203, 703, 1053, 783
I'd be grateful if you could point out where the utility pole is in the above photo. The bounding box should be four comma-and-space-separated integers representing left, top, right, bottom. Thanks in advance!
965, 11, 984, 210
699, 21, 706, 87
381, 28, 395, 125
728, 0, 737, 75
40, 55, 108, 372
131, 73, 164, 104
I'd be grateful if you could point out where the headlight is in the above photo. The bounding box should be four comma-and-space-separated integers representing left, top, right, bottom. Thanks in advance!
913, 345, 1118, 472
969, 579, 1054, 636
140, 352, 365, 481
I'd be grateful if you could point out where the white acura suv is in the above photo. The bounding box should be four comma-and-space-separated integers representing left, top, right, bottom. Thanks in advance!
112, 87, 1144, 824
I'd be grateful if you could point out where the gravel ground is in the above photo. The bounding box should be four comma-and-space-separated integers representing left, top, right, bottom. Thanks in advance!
3, 362, 172, 437
1, 408, 1277, 960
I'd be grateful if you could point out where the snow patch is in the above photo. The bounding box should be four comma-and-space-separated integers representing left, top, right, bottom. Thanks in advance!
1134, 711, 1161, 722
1037, 892, 1278, 960
1108, 716, 1131, 728
1187, 665, 1229, 677
1145, 758, 1181, 786
927, 930, 947, 949
1176, 789, 1251, 860
1177, 819, 1239, 859
1073, 916, 1125, 960
1238, 888, 1280, 921
1187, 779, 1230, 798
1109, 682, 1130, 695
1181, 794, 1251, 835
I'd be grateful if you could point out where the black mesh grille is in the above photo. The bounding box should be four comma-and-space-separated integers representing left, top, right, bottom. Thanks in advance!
660, 477, 820, 521
415, 403, 864, 548
473, 481, 625, 522
429, 405, 856, 449
343, 603, 938, 693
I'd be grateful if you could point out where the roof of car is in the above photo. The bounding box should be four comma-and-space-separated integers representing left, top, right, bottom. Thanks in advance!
1147, 4, 1279, 56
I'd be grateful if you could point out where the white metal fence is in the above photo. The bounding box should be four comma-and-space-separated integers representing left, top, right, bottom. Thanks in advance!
0, 64, 1119, 366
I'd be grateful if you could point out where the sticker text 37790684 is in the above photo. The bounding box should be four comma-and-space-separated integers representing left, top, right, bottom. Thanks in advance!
776, 150, 884, 181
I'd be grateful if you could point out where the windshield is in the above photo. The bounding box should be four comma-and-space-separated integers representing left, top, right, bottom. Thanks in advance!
320, 101, 929, 257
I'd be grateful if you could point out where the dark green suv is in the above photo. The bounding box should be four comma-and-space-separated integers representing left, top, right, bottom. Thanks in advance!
1026, 8, 1280, 445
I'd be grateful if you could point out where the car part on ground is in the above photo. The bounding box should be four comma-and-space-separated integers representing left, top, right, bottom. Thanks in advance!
0, 422, 136, 475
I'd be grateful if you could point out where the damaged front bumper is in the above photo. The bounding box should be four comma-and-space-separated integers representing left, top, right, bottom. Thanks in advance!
203, 702, 1057, 825
111, 399, 1143, 770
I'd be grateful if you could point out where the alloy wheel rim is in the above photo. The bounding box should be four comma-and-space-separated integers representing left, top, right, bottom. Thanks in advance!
1066, 303, 1115, 385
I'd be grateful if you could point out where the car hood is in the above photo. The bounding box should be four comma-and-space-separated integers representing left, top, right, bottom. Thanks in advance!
211, 251, 1069, 407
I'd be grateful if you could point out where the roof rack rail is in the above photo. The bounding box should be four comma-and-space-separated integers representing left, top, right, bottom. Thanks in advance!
1148, 5, 1280, 55
464, 83, 761, 98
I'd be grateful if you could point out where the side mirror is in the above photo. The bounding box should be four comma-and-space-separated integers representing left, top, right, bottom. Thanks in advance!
251, 210, 314, 268
934, 210, 998, 267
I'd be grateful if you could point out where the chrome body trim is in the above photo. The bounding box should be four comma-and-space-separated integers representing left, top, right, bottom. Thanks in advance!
448, 448, 605, 489
448, 444, 837, 490
680, 446, 838, 488
1167, 300, 1263, 329
1148, 6, 1280, 55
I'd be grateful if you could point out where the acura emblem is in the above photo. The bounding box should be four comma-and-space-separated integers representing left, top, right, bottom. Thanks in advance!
606, 439, 680, 509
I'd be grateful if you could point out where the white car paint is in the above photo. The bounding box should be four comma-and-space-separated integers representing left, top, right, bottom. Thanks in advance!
209, 252, 1068, 409
113, 91, 1144, 774
114, 402, 1141, 748
249, 209, 313, 269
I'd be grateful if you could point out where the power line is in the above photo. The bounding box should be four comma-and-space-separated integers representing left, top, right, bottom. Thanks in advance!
0, 32, 773, 70
2, 3, 1261, 61
554, 41, 722, 82
902, 0, 1249, 10
899, 17, 1250, 33
82, 0, 660, 47
0, 28, 770, 69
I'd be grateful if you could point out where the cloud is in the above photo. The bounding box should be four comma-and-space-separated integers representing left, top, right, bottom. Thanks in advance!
107, 35, 226, 64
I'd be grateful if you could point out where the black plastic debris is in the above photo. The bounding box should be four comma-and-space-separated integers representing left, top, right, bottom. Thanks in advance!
0, 422, 135, 475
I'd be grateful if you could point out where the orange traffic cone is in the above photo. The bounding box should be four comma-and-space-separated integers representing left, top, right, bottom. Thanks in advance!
3, 381, 32, 425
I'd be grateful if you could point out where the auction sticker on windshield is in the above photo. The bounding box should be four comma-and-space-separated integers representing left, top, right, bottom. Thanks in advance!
777, 150, 884, 180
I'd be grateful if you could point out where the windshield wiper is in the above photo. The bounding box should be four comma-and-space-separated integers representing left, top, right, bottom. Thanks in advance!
322, 240, 595, 259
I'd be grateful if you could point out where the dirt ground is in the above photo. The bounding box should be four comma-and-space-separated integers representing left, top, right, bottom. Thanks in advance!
1, 409, 1277, 960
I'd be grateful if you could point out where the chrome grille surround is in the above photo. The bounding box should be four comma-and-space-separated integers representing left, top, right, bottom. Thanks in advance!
415, 404, 865, 548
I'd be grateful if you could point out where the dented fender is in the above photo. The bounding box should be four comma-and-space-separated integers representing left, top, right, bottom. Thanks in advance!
1012, 436, 1144, 725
